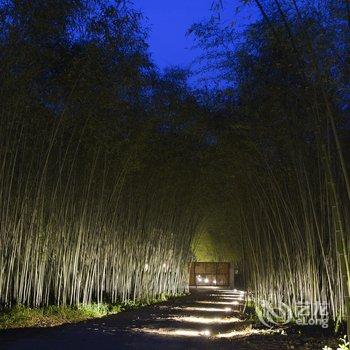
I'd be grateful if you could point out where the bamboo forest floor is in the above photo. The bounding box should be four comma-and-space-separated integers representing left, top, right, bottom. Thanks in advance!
0, 287, 339, 350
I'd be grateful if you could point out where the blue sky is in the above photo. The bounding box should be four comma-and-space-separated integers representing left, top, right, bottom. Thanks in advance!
133, 0, 258, 71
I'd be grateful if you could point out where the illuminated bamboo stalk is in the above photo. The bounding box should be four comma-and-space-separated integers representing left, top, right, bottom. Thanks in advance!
0, 113, 199, 308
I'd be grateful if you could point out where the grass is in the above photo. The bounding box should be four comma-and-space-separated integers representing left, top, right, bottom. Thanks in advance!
0, 293, 177, 329
0, 304, 109, 329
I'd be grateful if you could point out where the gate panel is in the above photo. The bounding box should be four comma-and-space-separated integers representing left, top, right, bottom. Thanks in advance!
189, 262, 230, 286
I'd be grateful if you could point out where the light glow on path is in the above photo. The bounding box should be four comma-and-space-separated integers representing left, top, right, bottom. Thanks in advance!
172, 306, 233, 313
197, 300, 240, 306
169, 316, 240, 324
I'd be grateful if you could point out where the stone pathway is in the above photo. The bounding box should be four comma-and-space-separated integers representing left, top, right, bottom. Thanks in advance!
0, 287, 337, 349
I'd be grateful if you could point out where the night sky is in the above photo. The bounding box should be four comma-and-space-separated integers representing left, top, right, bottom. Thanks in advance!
133, 0, 259, 71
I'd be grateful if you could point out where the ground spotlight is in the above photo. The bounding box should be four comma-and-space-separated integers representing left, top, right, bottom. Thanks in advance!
201, 329, 211, 337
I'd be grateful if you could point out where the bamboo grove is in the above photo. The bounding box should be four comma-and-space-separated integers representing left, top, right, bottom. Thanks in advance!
0, 123, 202, 308
0, 0, 202, 308
237, 0, 349, 331
0, 96, 202, 307
191, 0, 350, 332
238, 0, 350, 331
0, 0, 349, 335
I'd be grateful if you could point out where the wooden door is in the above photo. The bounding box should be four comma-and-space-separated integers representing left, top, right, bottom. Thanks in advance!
189, 262, 230, 286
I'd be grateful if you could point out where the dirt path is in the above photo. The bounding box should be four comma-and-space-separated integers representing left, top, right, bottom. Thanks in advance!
0, 288, 336, 349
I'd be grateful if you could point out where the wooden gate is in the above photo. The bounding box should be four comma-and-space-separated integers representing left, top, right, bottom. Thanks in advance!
189, 262, 230, 286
